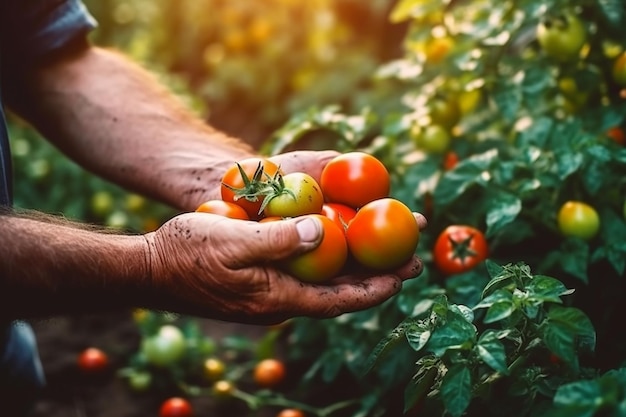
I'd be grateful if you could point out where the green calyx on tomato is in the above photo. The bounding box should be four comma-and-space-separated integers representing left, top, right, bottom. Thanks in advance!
259, 171, 324, 217
536, 13, 587, 62
557, 201, 600, 241
433, 225, 488, 275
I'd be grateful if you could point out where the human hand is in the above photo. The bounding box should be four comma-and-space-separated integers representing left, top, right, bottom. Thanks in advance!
145, 211, 426, 325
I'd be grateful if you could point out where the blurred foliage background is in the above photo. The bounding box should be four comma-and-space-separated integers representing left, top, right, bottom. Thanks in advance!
9, 0, 404, 229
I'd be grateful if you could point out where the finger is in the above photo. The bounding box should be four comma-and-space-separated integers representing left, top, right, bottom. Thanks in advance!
228, 216, 324, 266
277, 275, 404, 318
269, 150, 340, 183
414, 212, 428, 230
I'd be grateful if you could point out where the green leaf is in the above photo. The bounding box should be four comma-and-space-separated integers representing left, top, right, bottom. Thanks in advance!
360, 319, 412, 376
441, 364, 472, 417
404, 363, 439, 413
526, 275, 573, 303
405, 323, 432, 352
516, 116, 553, 148
474, 288, 513, 310
476, 331, 509, 373
558, 239, 590, 283
426, 315, 477, 357
434, 150, 496, 206
485, 190, 522, 237
493, 79, 522, 122
597, 0, 624, 26
540, 306, 596, 371
552, 379, 604, 417
484, 300, 516, 324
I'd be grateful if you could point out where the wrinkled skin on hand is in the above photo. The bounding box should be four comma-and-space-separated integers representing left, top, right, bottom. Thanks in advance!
145, 212, 426, 325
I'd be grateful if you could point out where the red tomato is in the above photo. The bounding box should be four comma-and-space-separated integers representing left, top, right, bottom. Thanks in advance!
320, 203, 357, 232
433, 225, 488, 275
442, 151, 459, 171
263, 172, 324, 217
320, 152, 390, 209
277, 409, 306, 417
159, 397, 193, 417
284, 215, 348, 282
346, 198, 420, 270
221, 157, 281, 220
607, 126, 625, 146
77, 347, 109, 374
195, 200, 250, 220
253, 358, 286, 388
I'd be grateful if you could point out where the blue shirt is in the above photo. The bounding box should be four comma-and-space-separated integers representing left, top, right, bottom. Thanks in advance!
0, 0, 97, 206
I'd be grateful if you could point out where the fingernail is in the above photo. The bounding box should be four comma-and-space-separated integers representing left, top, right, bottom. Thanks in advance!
296, 217, 320, 243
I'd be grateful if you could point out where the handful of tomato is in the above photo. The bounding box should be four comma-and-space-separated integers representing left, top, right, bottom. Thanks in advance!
196, 151, 421, 283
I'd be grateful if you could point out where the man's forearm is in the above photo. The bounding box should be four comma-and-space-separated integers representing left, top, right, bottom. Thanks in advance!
6, 45, 255, 211
0, 210, 150, 319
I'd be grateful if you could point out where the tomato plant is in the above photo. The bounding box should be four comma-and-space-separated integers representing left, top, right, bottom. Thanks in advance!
433, 225, 488, 275
557, 201, 600, 241
320, 202, 357, 232
195, 200, 250, 220
159, 397, 193, 417
430, 97, 461, 130
346, 198, 419, 270
221, 157, 282, 220
262, 172, 324, 217
141, 324, 187, 367
536, 12, 587, 62
253, 358, 286, 388
320, 152, 390, 209
77, 347, 109, 374
283, 214, 348, 283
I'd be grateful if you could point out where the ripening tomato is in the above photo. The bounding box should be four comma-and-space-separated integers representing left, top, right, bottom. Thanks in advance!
284, 215, 348, 283
320, 152, 390, 209
442, 151, 459, 171
430, 98, 461, 130
141, 325, 186, 367
77, 347, 109, 374
277, 409, 306, 417
253, 358, 286, 388
557, 201, 600, 240
263, 172, 324, 217
159, 397, 193, 417
212, 380, 235, 399
346, 198, 420, 270
195, 200, 250, 220
536, 13, 586, 62
607, 126, 625, 145
320, 203, 357, 232
433, 225, 488, 275
612, 52, 626, 86
221, 157, 282, 220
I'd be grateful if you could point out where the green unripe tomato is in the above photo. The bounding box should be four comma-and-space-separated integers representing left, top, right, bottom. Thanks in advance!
411, 124, 451, 154
537, 13, 586, 62
141, 325, 186, 367
557, 201, 600, 240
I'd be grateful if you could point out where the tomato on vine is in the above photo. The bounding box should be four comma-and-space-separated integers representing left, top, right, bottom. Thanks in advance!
536, 13, 586, 62
203, 357, 226, 382
346, 198, 419, 270
433, 225, 488, 275
159, 397, 193, 417
253, 358, 286, 388
412, 124, 451, 154
221, 157, 282, 220
195, 200, 250, 220
276, 409, 306, 417
320, 152, 390, 209
612, 52, 626, 86
284, 215, 347, 283
557, 201, 600, 241
212, 380, 235, 400
141, 325, 186, 368
77, 347, 109, 374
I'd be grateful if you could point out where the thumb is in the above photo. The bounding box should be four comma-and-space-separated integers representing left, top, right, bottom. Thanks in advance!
243, 216, 324, 263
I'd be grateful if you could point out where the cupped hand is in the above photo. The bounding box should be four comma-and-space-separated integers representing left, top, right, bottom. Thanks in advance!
145, 211, 425, 325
